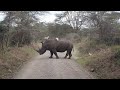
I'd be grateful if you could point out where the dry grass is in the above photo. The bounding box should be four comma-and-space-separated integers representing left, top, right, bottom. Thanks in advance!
76, 38, 120, 79
0, 45, 36, 79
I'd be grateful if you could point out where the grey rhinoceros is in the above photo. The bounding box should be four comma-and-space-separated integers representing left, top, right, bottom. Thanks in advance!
35, 37, 73, 59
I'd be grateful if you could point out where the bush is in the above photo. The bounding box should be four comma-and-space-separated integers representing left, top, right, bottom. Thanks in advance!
111, 46, 120, 59
78, 37, 107, 54
65, 33, 80, 42
10, 30, 32, 47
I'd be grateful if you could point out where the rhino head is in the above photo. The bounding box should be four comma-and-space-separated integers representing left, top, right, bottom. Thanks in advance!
36, 47, 46, 55
35, 40, 47, 55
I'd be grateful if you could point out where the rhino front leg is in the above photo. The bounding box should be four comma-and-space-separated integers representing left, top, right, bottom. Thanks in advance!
52, 49, 59, 59
49, 51, 53, 58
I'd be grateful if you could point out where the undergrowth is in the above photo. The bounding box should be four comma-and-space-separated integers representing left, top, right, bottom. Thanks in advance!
76, 37, 120, 79
0, 45, 36, 79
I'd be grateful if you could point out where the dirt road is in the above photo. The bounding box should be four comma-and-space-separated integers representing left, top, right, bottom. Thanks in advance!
14, 51, 95, 79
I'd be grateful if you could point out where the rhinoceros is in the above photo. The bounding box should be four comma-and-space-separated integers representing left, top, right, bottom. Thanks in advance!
35, 38, 73, 59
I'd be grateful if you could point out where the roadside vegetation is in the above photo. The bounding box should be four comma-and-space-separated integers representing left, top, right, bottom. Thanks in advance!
0, 45, 36, 79
75, 38, 120, 79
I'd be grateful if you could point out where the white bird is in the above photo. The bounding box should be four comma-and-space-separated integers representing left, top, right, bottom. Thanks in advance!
89, 53, 92, 56
56, 37, 59, 41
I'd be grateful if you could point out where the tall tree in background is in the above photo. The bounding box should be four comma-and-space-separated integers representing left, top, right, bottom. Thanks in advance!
0, 11, 47, 48
55, 11, 120, 45
55, 11, 88, 32
87, 11, 120, 44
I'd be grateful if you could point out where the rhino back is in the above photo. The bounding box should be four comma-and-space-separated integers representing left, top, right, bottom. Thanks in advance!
56, 40, 73, 52
43, 39, 73, 52
43, 39, 57, 50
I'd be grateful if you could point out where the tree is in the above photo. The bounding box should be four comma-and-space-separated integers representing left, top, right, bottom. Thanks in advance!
0, 22, 8, 52
55, 11, 120, 45
87, 11, 120, 44
0, 11, 47, 47
47, 23, 74, 38
55, 11, 88, 32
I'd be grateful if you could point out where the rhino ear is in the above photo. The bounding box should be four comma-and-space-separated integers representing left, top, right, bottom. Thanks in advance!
41, 42, 43, 44
44, 36, 49, 39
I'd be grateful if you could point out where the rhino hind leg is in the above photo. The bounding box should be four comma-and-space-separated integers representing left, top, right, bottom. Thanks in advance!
67, 49, 72, 59
64, 51, 69, 59
68, 52, 72, 59
52, 49, 59, 59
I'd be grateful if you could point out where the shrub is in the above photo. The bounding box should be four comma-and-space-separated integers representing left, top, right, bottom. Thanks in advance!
111, 45, 120, 59
78, 37, 107, 54
10, 30, 32, 47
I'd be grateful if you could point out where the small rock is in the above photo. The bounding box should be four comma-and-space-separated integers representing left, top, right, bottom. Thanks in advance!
90, 68, 94, 72
8, 69, 12, 73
